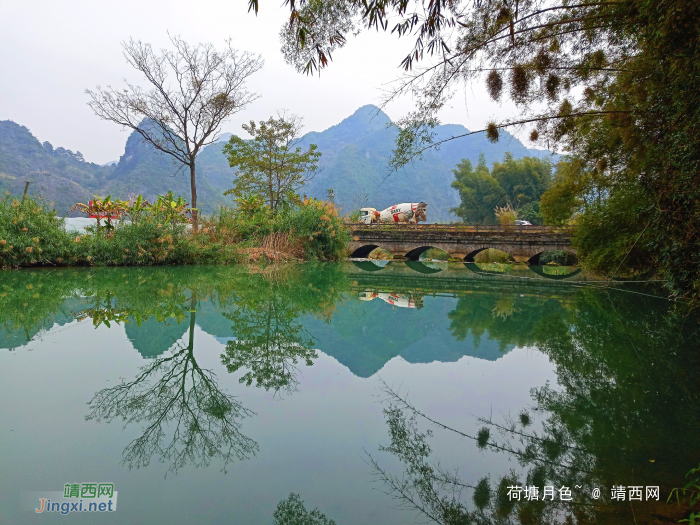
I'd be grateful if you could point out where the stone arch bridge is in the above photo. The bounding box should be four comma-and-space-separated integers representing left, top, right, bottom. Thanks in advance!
348, 224, 575, 264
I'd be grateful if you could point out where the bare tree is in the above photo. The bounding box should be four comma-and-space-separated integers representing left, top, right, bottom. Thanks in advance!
86, 35, 264, 229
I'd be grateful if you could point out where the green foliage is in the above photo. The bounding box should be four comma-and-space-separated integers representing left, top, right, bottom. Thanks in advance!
203, 197, 350, 261
347, 209, 361, 222
0, 186, 351, 267
473, 478, 491, 510
224, 115, 321, 212
668, 463, 700, 524
148, 191, 194, 225
473, 249, 511, 264
538, 250, 577, 266
476, 427, 490, 449
272, 493, 336, 525
0, 195, 73, 267
451, 153, 551, 224
368, 282, 700, 524
275, 199, 349, 261
491, 153, 552, 208
450, 155, 505, 224
420, 248, 450, 261
73, 221, 191, 266
516, 202, 542, 225
273, 0, 700, 300
539, 159, 592, 226
572, 184, 655, 277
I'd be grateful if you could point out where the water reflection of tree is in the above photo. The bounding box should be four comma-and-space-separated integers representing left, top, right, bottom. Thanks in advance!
221, 302, 317, 395
220, 266, 348, 395
271, 493, 336, 525
371, 288, 700, 524
86, 300, 258, 474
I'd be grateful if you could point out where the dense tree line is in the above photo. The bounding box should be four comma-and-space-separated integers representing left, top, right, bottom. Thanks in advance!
451, 152, 551, 224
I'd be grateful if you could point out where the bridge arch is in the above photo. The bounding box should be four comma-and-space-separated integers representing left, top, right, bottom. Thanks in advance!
464, 247, 514, 263
349, 244, 382, 258
404, 246, 434, 260
405, 261, 445, 274
528, 249, 578, 265
351, 260, 392, 272
527, 265, 583, 280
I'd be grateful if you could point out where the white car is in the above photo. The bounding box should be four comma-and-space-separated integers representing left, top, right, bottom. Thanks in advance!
514, 220, 532, 226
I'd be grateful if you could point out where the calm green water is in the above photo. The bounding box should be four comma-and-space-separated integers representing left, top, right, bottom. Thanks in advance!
0, 263, 698, 524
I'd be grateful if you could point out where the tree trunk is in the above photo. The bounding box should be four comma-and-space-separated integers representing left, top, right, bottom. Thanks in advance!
188, 296, 196, 351
190, 162, 199, 232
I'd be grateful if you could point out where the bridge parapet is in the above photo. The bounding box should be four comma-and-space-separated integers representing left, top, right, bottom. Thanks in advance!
350, 223, 575, 235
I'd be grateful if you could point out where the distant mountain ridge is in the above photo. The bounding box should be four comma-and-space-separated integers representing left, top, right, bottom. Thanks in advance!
0, 106, 553, 220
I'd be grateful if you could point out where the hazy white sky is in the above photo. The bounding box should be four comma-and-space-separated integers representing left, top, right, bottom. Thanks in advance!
0, 0, 519, 164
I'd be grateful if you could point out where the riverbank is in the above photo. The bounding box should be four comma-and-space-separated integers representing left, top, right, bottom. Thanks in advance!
0, 195, 349, 268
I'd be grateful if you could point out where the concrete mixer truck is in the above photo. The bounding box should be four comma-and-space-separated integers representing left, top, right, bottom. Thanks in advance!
358, 202, 427, 225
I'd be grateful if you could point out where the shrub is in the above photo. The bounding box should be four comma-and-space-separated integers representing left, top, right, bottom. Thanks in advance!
0, 195, 73, 267
368, 247, 393, 260
0, 191, 352, 268
495, 204, 517, 225
73, 221, 190, 266
275, 199, 349, 261
347, 209, 361, 222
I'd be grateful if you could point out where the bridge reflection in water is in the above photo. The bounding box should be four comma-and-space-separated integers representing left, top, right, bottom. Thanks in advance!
351, 259, 583, 280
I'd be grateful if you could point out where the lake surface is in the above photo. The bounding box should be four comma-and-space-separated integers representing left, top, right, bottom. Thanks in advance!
1, 262, 698, 524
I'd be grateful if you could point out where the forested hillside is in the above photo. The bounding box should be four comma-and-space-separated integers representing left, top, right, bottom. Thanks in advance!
0, 106, 553, 220
0, 120, 111, 214
296, 105, 552, 221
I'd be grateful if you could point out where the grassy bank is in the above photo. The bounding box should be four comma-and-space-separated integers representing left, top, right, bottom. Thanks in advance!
0, 194, 349, 268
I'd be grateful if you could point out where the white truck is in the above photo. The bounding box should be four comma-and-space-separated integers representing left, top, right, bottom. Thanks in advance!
358, 202, 427, 225
358, 291, 421, 308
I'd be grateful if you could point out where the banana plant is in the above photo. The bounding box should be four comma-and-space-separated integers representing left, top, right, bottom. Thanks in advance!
124, 194, 151, 225
150, 191, 194, 225
70, 195, 128, 231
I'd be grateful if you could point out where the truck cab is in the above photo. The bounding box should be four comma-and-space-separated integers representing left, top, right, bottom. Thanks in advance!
359, 208, 378, 224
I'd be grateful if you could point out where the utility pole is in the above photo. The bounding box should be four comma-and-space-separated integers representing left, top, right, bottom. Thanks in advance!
21, 181, 31, 203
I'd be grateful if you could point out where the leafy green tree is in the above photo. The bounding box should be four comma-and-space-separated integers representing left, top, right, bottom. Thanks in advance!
220, 296, 317, 395
491, 154, 552, 208
540, 158, 614, 227
450, 153, 551, 224
223, 114, 322, 213
450, 154, 505, 224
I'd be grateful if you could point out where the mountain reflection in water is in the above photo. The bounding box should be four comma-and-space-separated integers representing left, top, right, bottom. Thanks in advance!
0, 262, 698, 524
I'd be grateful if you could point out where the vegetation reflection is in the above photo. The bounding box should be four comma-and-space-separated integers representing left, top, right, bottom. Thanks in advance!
220, 266, 345, 395
85, 298, 258, 474
370, 288, 700, 524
